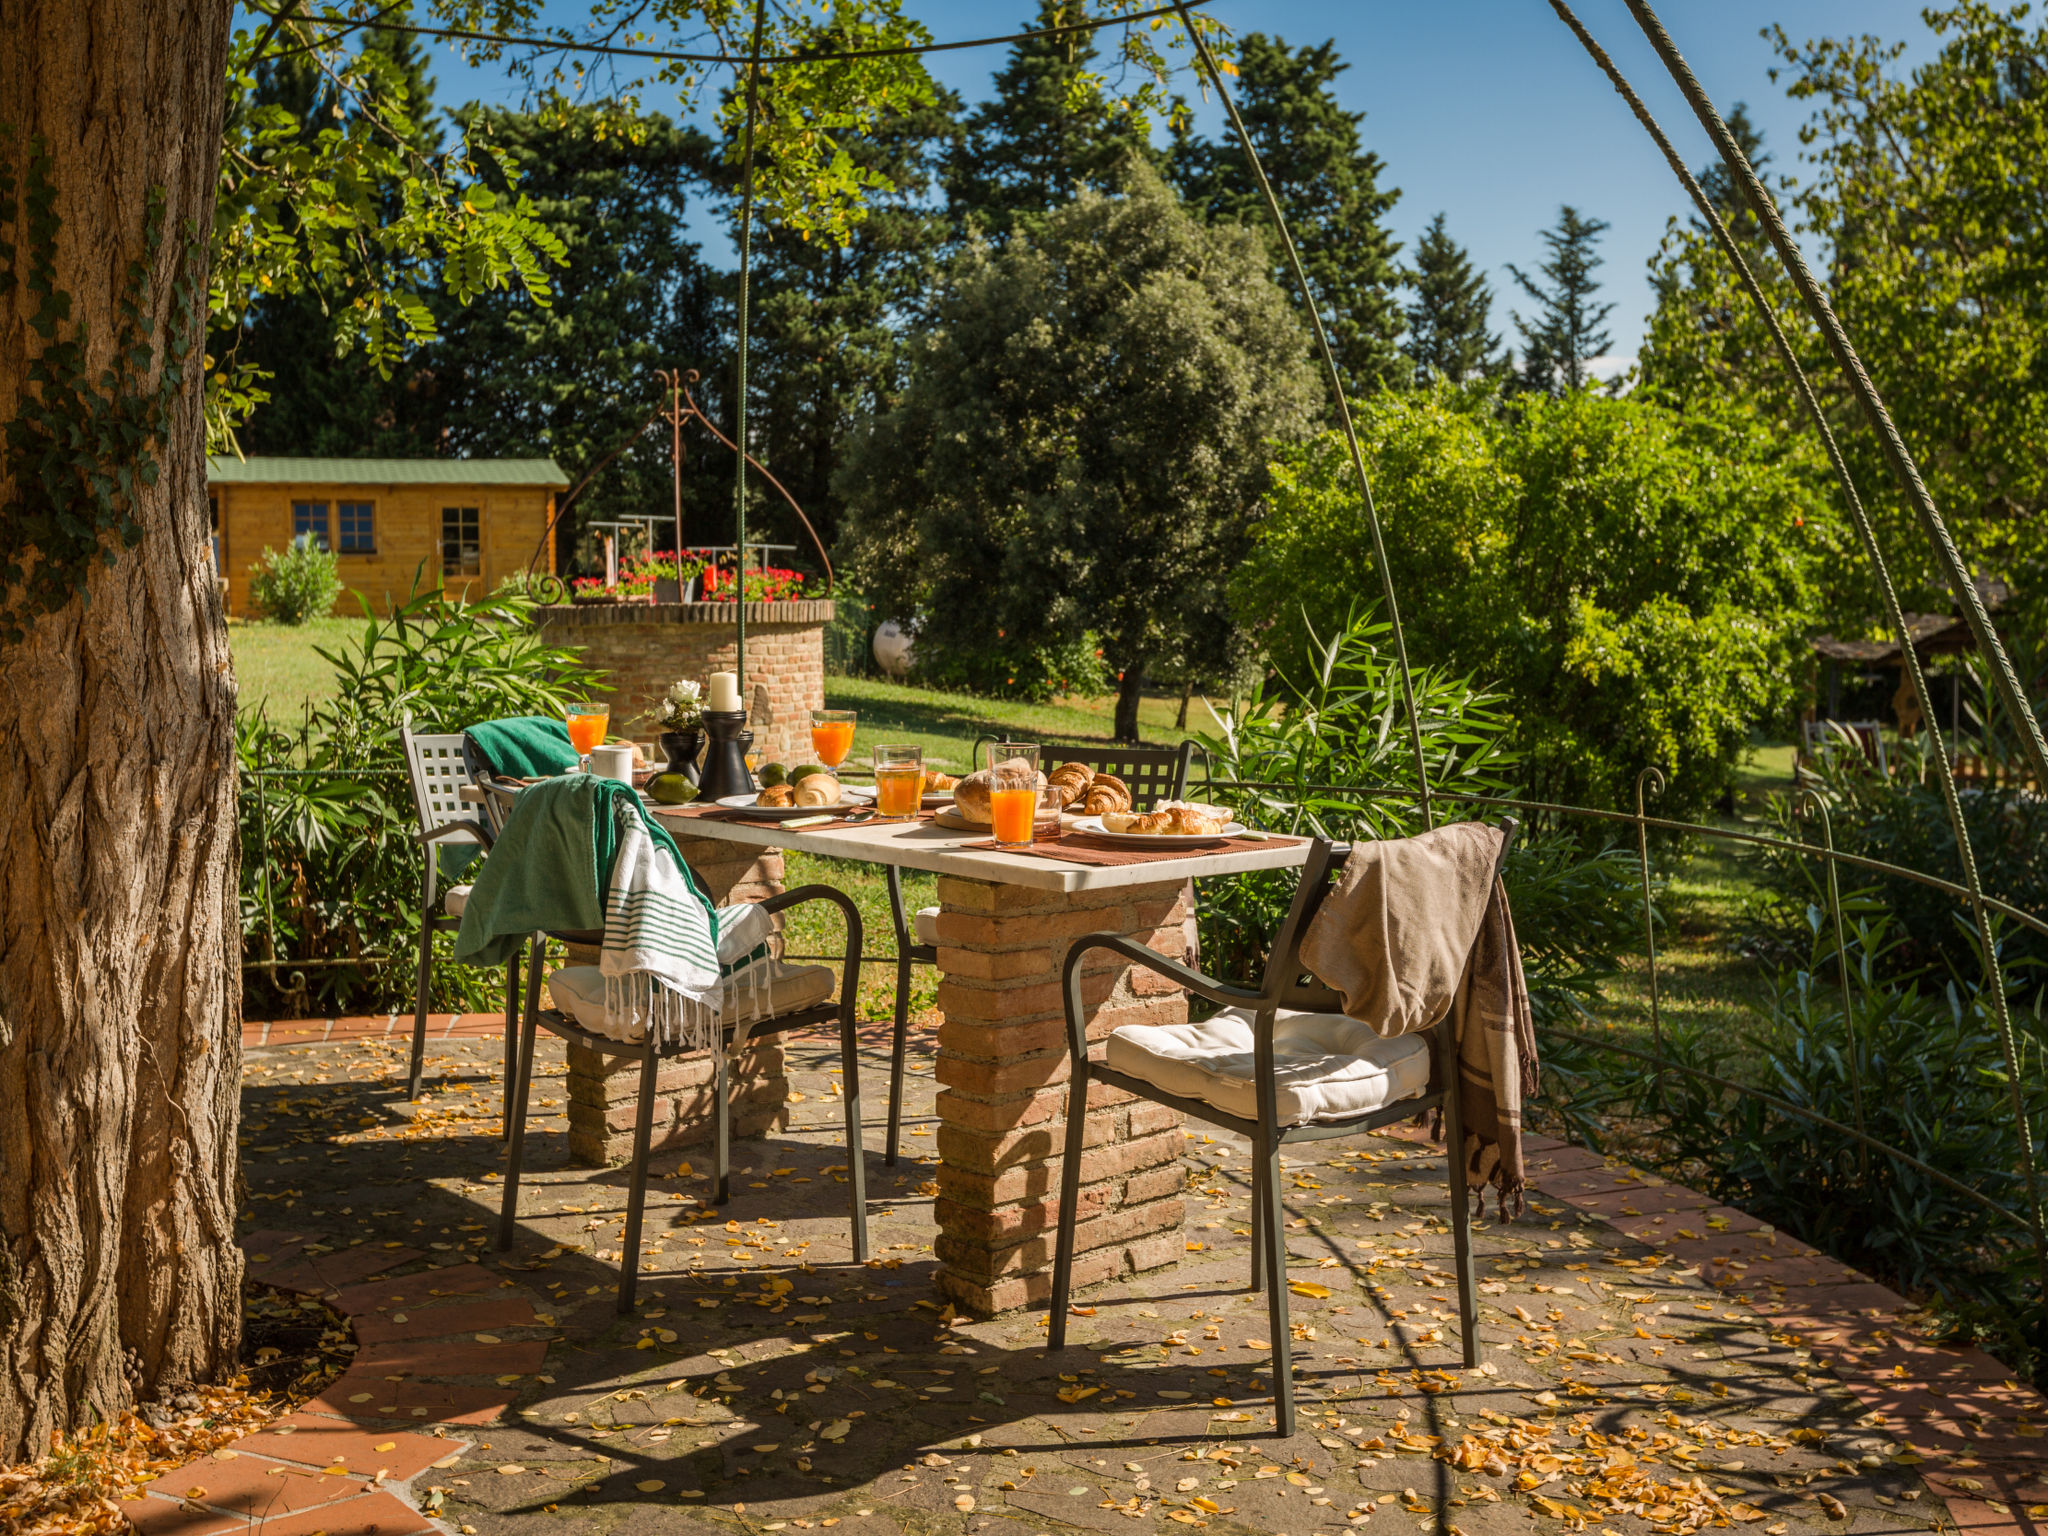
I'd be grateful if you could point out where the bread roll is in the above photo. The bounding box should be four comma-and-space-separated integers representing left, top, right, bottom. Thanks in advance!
756, 783, 795, 807
954, 758, 1044, 827
793, 773, 844, 808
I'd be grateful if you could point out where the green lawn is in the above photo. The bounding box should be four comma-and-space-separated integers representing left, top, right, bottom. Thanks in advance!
229, 616, 363, 721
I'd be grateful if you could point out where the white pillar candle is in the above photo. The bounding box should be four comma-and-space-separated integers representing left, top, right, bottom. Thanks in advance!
706, 671, 742, 713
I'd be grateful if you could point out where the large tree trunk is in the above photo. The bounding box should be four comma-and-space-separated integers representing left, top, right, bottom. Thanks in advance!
1113, 658, 1147, 744
0, 0, 240, 1462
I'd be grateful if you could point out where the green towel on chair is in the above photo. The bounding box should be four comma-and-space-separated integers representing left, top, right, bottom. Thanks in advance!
464, 715, 580, 778
454, 775, 694, 965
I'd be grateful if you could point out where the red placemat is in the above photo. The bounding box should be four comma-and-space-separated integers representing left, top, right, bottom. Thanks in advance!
960, 832, 1302, 867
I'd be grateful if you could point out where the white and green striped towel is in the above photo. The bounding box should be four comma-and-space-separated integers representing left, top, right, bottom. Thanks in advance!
599, 799, 726, 1050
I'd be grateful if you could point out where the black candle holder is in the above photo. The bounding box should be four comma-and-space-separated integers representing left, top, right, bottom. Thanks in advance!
696, 709, 757, 803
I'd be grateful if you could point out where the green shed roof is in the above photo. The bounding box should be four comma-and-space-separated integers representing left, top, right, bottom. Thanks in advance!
207, 455, 569, 488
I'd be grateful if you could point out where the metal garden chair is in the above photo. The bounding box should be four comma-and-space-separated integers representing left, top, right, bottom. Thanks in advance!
881, 738, 1199, 1160
400, 722, 519, 1116
1047, 823, 1516, 1437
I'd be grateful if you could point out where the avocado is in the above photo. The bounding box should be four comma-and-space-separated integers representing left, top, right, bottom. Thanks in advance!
648, 773, 699, 805
757, 762, 789, 787
787, 763, 829, 784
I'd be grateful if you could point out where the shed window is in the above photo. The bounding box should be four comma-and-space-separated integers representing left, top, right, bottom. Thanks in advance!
441, 506, 481, 577
292, 501, 330, 552
337, 500, 375, 554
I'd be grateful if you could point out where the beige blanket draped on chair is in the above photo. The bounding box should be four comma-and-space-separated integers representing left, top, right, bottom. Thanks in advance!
1299, 821, 1538, 1214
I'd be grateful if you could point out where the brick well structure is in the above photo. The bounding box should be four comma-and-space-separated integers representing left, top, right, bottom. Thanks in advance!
564, 832, 792, 1166
931, 873, 1191, 1315
534, 599, 832, 767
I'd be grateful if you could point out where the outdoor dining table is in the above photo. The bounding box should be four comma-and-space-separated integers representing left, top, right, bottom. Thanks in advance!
647, 803, 1314, 1317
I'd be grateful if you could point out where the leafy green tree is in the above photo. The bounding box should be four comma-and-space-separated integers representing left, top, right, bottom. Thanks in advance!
227, 24, 450, 457
1640, 4, 2048, 594
945, 0, 1157, 238
841, 162, 1318, 740
1231, 389, 1836, 819
1508, 205, 1614, 394
425, 104, 723, 564
1171, 33, 1406, 392
1404, 212, 1502, 386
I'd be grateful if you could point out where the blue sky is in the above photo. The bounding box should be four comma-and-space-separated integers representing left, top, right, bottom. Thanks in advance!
376, 0, 1942, 369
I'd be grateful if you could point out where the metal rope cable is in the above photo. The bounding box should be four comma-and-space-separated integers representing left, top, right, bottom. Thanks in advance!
731, 0, 769, 697
1589, 0, 2048, 1315
243, 0, 1220, 69
1620, 0, 2048, 800
1172, 0, 1434, 830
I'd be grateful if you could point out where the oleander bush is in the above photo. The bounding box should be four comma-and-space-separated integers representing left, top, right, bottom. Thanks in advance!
239, 582, 601, 1018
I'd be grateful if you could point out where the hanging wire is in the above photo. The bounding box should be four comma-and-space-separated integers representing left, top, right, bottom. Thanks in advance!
245, 0, 1220, 69
1548, 0, 2048, 1295
730, 0, 769, 695
1172, 0, 1434, 829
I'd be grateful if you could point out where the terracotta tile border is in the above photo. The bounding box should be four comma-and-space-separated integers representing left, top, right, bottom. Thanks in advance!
120, 1231, 532, 1535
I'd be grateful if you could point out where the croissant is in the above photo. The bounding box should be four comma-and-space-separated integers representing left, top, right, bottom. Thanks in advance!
756, 783, 796, 807
1047, 762, 1094, 807
1165, 804, 1228, 835
1081, 774, 1132, 815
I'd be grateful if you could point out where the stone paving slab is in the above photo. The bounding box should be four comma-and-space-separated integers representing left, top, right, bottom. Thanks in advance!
199, 1019, 2048, 1536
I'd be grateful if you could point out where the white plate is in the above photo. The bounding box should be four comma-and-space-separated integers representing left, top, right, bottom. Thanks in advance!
715, 792, 867, 820
1069, 814, 1245, 848
920, 790, 956, 808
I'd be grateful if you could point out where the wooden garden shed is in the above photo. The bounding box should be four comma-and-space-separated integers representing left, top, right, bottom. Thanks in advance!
206, 455, 568, 617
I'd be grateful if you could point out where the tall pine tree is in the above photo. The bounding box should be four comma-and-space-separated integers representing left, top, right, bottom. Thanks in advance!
945, 0, 1154, 239
1171, 33, 1405, 392
713, 87, 964, 557
1403, 212, 1501, 385
1508, 205, 1614, 394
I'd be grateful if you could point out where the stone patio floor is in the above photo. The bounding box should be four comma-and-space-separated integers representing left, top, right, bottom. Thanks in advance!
124, 1012, 2048, 1536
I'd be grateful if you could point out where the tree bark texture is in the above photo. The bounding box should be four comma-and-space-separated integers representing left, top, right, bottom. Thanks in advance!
0, 0, 239, 1462
1113, 659, 1147, 744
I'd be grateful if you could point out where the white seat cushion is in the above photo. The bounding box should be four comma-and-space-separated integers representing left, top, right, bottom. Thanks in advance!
913, 905, 941, 948
1104, 1007, 1431, 1126
545, 961, 836, 1045
443, 884, 472, 918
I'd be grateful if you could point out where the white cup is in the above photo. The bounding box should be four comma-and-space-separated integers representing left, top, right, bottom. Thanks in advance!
591, 743, 635, 783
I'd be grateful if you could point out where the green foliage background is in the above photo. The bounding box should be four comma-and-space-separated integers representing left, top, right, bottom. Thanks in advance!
1233, 388, 1837, 821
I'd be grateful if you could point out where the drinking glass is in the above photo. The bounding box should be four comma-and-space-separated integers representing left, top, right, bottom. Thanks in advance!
982, 741, 1041, 849
811, 709, 857, 771
872, 743, 924, 820
564, 702, 610, 774
1033, 784, 1065, 843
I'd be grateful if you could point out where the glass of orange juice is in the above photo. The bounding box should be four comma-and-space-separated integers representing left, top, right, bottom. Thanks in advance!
982, 741, 1041, 849
810, 709, 857, 770
872, 744, 923, 820
564, 702, 610, 774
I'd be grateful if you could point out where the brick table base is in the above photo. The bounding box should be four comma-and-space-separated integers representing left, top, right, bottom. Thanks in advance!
931, 873, 1191, 1314
565, 835, 792, 1166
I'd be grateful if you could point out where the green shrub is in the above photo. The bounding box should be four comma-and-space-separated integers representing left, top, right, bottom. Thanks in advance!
239, 582, 603, 1019
249, 536, 344, 624
1231, 388, 1834, 821
1751, 736, 2048, 990
913, 628, 1113, 703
